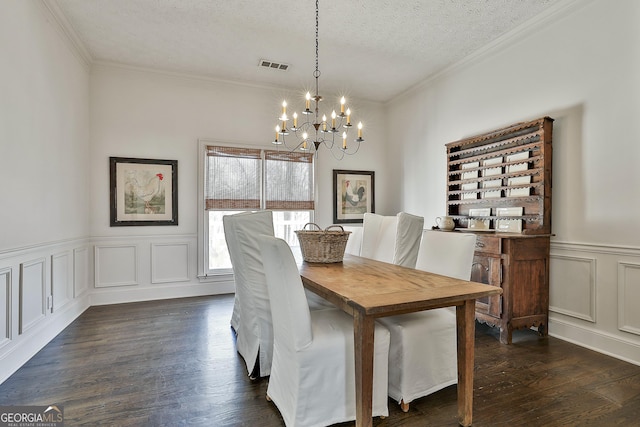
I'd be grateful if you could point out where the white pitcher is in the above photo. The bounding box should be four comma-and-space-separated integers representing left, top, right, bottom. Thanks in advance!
436, 216, 455, 231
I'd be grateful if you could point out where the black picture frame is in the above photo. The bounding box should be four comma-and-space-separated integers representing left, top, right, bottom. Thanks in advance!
333, 169, 375, 224
109, 157, 178, 226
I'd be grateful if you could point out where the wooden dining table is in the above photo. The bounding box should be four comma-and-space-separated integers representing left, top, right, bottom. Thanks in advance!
298, 254, 502, 427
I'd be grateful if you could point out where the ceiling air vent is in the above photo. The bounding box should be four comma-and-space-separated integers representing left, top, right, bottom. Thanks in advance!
259, 59, 290, 71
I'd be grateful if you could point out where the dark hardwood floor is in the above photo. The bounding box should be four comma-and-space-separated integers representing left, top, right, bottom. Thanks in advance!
1, 295, 639, 426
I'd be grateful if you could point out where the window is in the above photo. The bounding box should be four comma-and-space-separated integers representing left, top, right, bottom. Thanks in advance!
201, 145, 314, 275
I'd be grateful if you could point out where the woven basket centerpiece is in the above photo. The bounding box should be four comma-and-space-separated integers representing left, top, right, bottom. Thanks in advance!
295, 223, 351, 263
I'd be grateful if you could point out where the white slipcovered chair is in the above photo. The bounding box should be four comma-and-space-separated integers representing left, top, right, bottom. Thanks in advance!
224, 211, 334, 379
360, 212, 424, 267
379, 229, 477, 412
416, 230, 477, 282
342, 225, 363, 256
360, 213, 477, 411
223, 211, 276, 378
257, 234, 391, 427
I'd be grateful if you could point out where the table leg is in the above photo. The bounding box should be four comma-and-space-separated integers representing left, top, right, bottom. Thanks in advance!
456, 300, 476, 426
354, 310, 375, 427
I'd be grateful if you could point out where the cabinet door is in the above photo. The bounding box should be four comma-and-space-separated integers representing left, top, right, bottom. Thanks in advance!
471, 254, 502, 318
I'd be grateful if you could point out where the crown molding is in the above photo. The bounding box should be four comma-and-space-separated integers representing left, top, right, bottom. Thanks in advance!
38, 0, 93, 69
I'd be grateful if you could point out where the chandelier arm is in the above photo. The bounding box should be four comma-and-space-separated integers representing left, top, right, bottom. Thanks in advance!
325, 142, 346, 161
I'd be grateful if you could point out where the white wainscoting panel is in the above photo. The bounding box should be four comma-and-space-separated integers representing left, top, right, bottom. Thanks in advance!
91, 235, 233, 305
94, 245, 138, 288
618, 261, 640, 336
549, 254, 596, 322
19, 258, 47, 334
0, 238, 91, 386
74, 247, 90, 297
0, 268, 11, 349
550, 241, 640, 366
52, 252, 72, 312
151, 242, 190, 284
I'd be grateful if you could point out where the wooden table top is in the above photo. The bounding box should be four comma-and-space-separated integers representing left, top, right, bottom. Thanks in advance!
299, 254, 502, 317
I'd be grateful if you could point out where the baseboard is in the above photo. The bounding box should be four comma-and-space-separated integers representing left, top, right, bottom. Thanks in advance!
90, 281, 235, 306
549, 317, 640, 367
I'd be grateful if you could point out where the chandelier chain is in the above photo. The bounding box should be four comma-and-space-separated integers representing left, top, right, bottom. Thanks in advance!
314, 0, 320, 83
315, 0, 319, 75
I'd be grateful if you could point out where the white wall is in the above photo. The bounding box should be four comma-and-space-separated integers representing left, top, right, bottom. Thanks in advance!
0, 1, 92, 383
0, 1, 91, 249
389, 0, 640, 364
88, 64, 390, 304
90, 65, 390, 234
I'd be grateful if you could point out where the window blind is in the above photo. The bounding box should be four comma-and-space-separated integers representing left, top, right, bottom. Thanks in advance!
205, 146, 262, 209
205, 146, 314, 211
264, 150, 314, 210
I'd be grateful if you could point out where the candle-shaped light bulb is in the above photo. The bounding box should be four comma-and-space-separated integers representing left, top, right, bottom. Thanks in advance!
340, 96, 346, 114
322, 114, 327, 131
342, 131, 347, 149
305, 92, 311, 110
303, 131, 308, 140
293, 112, 298, 128
302, 140, 307, 150
275, 125, 280, 142
331, 110, 337, 129
282, 100, 287, 115
346, 108, 351, 125
357, 122, 363, 138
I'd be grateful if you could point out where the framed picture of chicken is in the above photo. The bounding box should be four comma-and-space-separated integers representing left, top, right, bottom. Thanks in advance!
333, 169, 375, 224
109, 157, 178, 226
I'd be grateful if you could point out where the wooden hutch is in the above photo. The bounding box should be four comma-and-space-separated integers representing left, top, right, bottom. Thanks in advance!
445, 116, 553, 344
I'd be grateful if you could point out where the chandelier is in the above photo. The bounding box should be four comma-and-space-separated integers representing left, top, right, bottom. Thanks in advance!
272, 0, 364, 159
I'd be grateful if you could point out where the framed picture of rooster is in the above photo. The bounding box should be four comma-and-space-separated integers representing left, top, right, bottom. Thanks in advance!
109, 157, 178, 226
333, 169, 375, 224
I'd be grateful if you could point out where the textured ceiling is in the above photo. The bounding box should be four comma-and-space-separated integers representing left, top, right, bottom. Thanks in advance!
52, 0, 560, 102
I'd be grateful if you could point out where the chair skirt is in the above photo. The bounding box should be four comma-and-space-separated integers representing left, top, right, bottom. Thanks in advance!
378, 308, 457, 404
267, 309, 390, 427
